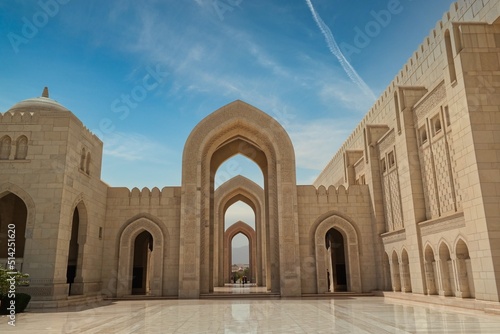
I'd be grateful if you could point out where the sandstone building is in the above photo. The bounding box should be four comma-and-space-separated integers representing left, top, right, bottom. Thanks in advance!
1, 0, 500, 309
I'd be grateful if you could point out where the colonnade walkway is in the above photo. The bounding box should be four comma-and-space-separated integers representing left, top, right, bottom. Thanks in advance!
2, 296, 500, 333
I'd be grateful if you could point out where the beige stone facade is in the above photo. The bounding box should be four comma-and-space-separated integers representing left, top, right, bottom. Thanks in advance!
315, 0, 500, 302
1, 0, 500, 308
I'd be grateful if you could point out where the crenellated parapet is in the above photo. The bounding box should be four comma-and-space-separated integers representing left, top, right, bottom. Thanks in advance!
107, 186, 181, 207
81, 124, 101, 143
0, 111, 39, 124
298, 184, 369, 204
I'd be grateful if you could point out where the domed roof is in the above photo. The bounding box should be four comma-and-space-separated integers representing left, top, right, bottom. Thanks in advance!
7, 87, 70, 113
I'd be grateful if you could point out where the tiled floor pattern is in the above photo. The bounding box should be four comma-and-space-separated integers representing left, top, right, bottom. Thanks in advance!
2, 297, 500, 333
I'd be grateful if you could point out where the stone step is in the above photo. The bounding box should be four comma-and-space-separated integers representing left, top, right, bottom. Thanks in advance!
105, 296, 178, 301
301, 292, 374, 299
200, 292, 374, 300
200, 293, 281, 300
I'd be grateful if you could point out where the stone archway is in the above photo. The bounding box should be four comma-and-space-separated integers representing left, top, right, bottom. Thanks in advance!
383, 252, 392, 291
325, 228, 348, 292
454, 237, 474, 298
0, 183, 35, 274
131, 231, 153, 295
0, 192, 28, 265
0, 182, 35, 231
314, 214, 362, 293
117, 217, 164, 297
224, 221, 256, 284
180, 100, 301, 297
424, 244, 438, 295
438, 241, 453, 296
66, 199, 88, 296
400, 248, 412, 293
214, 176, 265, 287
391, 250, 401, 292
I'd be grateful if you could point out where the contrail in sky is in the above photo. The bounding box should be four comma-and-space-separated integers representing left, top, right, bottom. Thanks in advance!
305, 0, 376, 101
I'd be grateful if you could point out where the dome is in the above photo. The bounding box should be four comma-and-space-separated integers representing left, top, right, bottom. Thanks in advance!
6, 87, 70, 113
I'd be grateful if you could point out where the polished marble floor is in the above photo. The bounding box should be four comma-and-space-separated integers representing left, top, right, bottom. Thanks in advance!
2, 296, 500, 333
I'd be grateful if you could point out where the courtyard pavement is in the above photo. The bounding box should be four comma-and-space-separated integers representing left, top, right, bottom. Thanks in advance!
2, 296, 500, 333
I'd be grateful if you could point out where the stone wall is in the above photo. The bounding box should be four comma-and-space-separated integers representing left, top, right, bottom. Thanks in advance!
296, 184, 376, 294
101, 186, 181, 297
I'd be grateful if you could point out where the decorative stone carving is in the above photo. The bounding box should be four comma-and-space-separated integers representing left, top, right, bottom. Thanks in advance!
413, 82, 446, 121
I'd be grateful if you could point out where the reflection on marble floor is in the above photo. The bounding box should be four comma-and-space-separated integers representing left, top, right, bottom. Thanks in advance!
2, 297, 500, 333
213, 284, 268, 294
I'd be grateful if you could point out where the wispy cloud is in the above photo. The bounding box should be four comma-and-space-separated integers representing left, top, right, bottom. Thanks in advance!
304, 0, 376, 101
103, 132, 173, 164
64, 2, 372, 183
288, 118, 352, 171
319, 81, 373, 111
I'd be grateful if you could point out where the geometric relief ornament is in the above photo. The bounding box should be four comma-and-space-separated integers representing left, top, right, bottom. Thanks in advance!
388, 170, 404, 229
116, 217, 165, 297
313, 213, 362, 293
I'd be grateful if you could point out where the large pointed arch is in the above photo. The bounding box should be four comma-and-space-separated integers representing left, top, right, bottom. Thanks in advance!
0, 182, 36, 287
0, 182, 35, 228
117, 216, 165, 297
0, 185, 29, 272
180, 100, 300, 297
214, 176, 265, 287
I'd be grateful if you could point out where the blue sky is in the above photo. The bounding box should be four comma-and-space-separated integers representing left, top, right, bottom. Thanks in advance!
0, 0, 456, 187
1, 1, 455, 251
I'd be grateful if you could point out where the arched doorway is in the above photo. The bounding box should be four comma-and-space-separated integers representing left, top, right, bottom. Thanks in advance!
325, 228, 347, 292
438, 242, 453, 296
224, 221, 256, 285
117, 217, 164, 297
0, 193, 27, 270
314, 213, 362, 293
132, 231, 153, 295
455, 238, 474, 298
401, 248, 412, 293
65, 200, 88, 296
66, 207, 79, 295
215, 176, 265, 288
424, 245, 437, 295
391, 251, 401, 292
382, 252, 392, 291
180, 101, 301, 298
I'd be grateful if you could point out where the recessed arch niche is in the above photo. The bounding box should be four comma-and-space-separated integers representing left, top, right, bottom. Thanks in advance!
313, 213, 362, 293
117, 217, 165, 297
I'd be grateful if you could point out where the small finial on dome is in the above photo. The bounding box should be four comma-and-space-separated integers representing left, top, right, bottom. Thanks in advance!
42, 87, 49, 98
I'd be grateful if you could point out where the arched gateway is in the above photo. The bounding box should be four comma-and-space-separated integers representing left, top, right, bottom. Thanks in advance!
179, 100, 302, 297
214, 176, 265, 287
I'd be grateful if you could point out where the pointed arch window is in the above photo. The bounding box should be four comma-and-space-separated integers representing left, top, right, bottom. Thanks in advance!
15, 135, 28, 160
80, 148, 86, 171
0, 136, 11, 160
